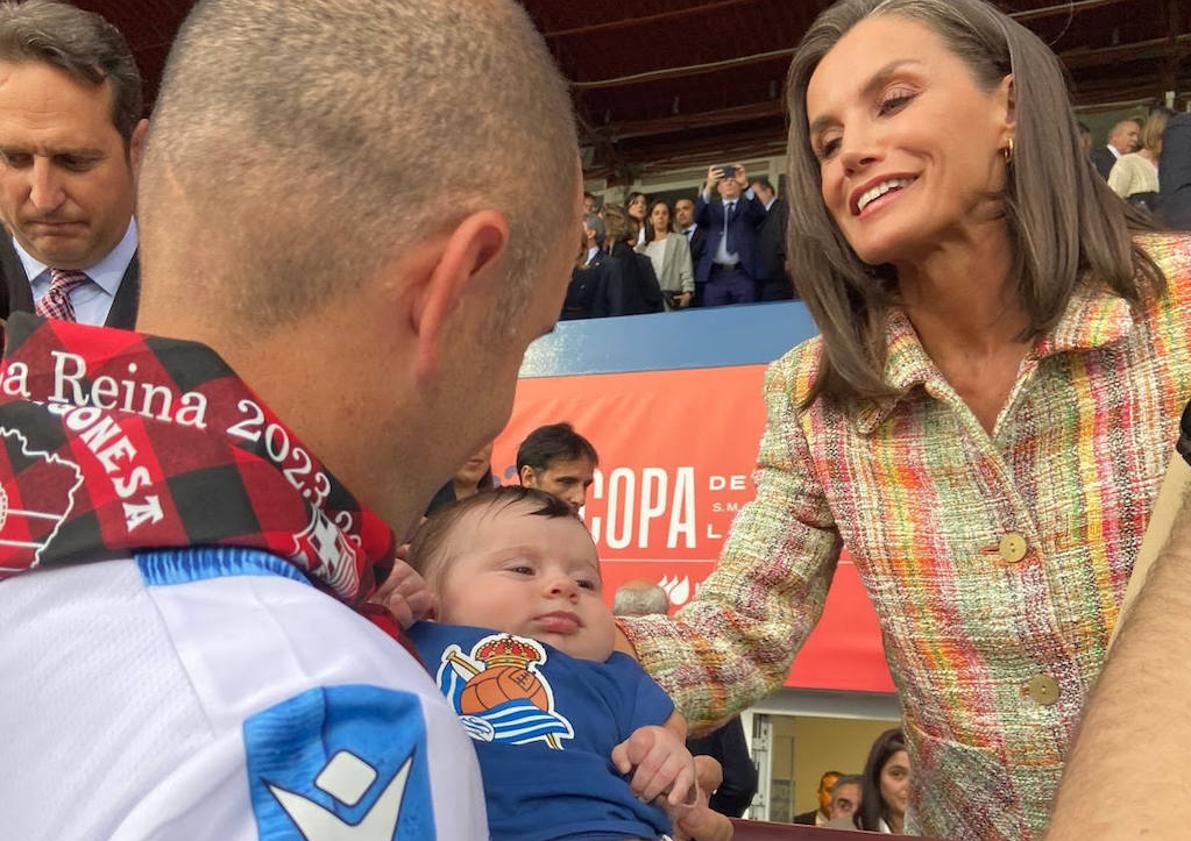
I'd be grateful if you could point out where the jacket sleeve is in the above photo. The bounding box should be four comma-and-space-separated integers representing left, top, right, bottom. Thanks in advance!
618, 355, 841, 727
695, 193, 713, 227
1107, 157, 1135, 198
742, 193, 767, 225
674, 234, 695, 294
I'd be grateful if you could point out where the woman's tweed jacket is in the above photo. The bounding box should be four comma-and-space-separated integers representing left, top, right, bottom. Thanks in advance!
621, 234, 1191, 840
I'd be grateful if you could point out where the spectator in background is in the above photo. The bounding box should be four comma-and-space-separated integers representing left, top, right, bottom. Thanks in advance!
638, 198, 694, 309
600, 203, 664, 316
613, 579, 671, 616
1092, 118, 1141, 179
854, 729, 910, 834
1077, 121, 1094, 159
750, 175, 794, 301
627, 191, 649, 245
794, 770, 842, 827
675, 197, 709, 306
562, 218, 609, 320
694, 163, 767, 306
0, 0, 145, 327
584, 191, 599, 215
426, 441, 497, 516
1108, 107, 1173, 216
613, 578, 759, 819
1161, 111, 1191, 230
516, 421, 599, 515
828, 774, 864, 825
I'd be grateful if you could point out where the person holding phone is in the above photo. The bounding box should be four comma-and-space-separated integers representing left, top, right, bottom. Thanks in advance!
692, 162, 768, 306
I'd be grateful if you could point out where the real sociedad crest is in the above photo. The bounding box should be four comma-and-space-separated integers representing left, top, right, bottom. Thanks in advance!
435, 633, 574, 750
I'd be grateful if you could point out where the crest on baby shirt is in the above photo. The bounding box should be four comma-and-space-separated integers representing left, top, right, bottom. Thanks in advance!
435, 633, 575, 750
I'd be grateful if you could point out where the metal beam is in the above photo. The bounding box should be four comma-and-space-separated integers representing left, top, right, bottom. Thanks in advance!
543, 0, 756, 40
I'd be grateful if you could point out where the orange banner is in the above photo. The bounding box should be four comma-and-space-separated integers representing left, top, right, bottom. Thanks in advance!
493, 365, 895, 693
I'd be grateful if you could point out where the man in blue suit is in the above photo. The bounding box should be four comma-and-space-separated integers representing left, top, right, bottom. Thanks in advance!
693, 163, 767, 306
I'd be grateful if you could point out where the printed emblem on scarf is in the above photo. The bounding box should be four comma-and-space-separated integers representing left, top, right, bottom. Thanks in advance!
0, 427, 84, 571
435, 633, 575, 749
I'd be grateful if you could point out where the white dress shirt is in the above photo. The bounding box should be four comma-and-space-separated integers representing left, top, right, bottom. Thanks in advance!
18, 217, 138, 326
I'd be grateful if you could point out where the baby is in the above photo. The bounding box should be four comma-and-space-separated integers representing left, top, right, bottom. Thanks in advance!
402, 486, 696, 841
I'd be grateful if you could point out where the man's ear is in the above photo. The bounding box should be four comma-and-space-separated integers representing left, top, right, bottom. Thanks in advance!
519, 465, 536, 488
409, 210, 509, 380
129, 118, 149, 175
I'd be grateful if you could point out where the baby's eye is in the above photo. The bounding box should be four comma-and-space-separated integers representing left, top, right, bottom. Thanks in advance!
509, 565, 534, 576
576, 578, 598, 591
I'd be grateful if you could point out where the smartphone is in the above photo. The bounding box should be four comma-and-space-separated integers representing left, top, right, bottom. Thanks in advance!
719, 164, 737, 180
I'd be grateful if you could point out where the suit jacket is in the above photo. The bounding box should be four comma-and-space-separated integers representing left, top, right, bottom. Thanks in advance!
693, 192, 766, 285
686, 716, 758, 817
636, 233, 694, 295
1091, 145, 1119, 180
756, 197, 789, 282
1160, 113, 1191, 230
791, 809, 821, 826
683, 225, 708, 279
0, 235, 140, 329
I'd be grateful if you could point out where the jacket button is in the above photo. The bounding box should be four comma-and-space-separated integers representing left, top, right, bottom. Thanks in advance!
999, 532, 1028, 563
1027, 675, 1060, 706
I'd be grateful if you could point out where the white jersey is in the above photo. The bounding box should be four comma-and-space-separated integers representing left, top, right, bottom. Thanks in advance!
0, 549, 487, 841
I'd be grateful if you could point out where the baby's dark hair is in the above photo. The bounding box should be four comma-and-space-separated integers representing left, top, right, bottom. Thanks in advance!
408, 486, 575, 584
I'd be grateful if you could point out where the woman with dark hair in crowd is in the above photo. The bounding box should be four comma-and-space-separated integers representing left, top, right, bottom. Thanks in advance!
614, 0, 1191, 838
425, 442, 497, 516
854, 729, 911, 834
638, 198, 695, 309
1108, 107, 1174, 216
627, 190, 649, 245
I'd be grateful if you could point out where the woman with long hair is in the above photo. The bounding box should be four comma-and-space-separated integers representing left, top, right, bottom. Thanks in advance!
638, 198, 695, 309
614, 1, 1191, 838
855, 729, 911, 833
626, 190, 649, 246
1108, 107, 1174, 215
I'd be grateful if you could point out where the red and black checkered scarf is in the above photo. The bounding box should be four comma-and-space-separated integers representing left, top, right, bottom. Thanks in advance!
0, 314, 406, 639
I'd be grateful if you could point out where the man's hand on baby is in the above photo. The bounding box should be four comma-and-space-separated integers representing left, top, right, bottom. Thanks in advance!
611, 725, 699, 811
369, 554, 434, 629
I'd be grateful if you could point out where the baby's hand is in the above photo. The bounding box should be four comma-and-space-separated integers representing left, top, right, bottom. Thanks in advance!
369, 554, 434, 629
611, 724, 699, 810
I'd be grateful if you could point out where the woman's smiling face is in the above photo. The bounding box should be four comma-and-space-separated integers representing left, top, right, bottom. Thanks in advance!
806, 15, 1013, 268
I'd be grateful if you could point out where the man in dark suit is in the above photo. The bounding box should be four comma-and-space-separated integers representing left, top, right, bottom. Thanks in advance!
0, 1, 144, 328
750, 176, 793, 301
1160, 112, 1191, 230
675, 197, 708, 306
693, 163, 767, 307
1091, 119, 1140, 180
794, 770, 842, 826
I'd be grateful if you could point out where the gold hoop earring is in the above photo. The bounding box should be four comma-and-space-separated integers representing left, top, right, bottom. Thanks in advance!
1004, 137, 1015, 165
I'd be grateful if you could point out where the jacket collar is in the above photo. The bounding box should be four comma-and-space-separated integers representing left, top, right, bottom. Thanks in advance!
854, 285, 1135, 435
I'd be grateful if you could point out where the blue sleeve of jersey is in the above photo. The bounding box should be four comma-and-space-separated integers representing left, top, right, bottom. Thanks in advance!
242, 685, 438, 841
604, 652, 675, 738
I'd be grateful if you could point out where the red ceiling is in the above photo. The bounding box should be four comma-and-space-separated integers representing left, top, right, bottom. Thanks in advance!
73, 0, 1191, 179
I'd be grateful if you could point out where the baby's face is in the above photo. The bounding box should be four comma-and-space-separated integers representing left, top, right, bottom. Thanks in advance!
435, 503, 616, 661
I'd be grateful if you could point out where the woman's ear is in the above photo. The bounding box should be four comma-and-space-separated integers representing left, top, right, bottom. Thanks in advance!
998, 73, 1017, 142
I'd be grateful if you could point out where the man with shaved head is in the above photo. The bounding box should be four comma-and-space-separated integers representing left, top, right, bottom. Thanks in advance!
1092, 119, 1141, 179
0, 0, 581, 837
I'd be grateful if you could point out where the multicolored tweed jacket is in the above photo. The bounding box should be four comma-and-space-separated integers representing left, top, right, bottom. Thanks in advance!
620, 234, 1191, 840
